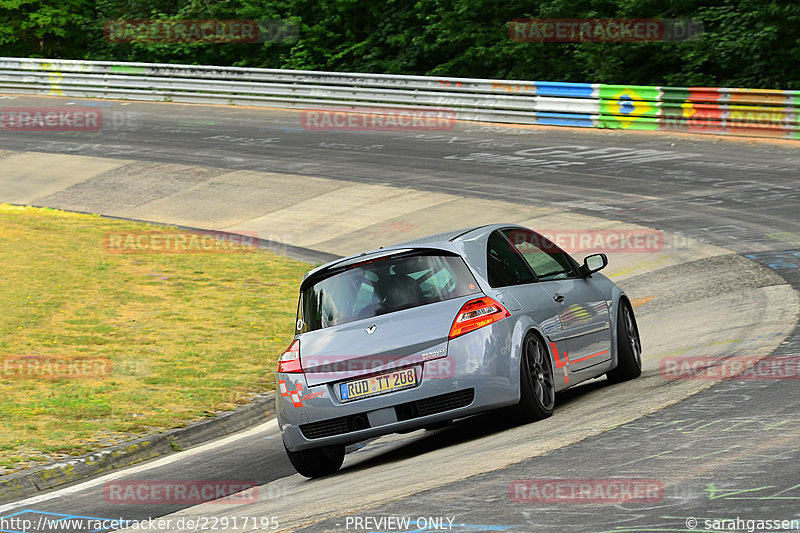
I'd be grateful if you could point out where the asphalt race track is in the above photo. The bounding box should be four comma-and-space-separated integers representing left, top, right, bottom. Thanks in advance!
1, 95, 799, 532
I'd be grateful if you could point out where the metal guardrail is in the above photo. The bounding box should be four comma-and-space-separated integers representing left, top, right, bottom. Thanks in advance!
1, 57, 798, 139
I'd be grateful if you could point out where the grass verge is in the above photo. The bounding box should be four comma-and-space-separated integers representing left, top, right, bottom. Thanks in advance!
0, 204, 309, 474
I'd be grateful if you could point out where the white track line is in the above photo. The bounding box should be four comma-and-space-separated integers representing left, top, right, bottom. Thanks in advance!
0, 419, 279, 513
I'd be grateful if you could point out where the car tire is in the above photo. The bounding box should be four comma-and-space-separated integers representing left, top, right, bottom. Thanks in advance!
606, 300, 642, 383
284, 443, 345, 478
513, 332, 556, 422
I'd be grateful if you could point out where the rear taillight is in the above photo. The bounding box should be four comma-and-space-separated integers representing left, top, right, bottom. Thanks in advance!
449, 297, 510, 339
277, 340, 302, 373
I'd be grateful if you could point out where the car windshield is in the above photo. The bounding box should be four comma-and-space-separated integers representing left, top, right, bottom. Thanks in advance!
298, 253, 480, 332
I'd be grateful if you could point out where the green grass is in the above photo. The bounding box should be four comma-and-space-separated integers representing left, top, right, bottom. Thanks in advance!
0, 204, 309, 473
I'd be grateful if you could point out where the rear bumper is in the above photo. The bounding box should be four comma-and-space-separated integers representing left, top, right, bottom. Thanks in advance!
278, 322, 519, 451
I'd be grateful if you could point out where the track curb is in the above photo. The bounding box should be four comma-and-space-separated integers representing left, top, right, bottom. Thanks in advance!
0, 392, 275, 504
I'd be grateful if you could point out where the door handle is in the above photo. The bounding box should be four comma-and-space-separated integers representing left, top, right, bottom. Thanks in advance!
553, 294, 565, 303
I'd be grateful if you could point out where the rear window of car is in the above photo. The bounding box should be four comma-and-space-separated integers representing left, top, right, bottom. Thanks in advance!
297, 253, 480, 332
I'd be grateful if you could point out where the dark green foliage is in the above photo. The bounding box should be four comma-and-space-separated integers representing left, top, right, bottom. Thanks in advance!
1, 0, 798, 88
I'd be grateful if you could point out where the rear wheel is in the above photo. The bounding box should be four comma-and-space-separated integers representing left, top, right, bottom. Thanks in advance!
513, 333, 555, 422
284, 443, 345, 478
606, 301, 642, 383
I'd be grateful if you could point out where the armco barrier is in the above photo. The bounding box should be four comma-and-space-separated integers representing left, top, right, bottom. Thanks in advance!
0, 57, 798, 139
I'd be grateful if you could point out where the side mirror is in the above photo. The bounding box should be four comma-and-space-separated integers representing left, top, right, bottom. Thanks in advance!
581, 253, 608, 277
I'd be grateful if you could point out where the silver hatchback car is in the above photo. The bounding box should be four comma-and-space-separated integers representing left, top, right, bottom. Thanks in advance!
277, 224, 641, 477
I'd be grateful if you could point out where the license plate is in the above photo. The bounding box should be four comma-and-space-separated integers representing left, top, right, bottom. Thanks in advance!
339, 368, 416, 402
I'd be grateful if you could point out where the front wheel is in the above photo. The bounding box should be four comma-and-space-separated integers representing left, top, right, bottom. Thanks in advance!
606, 300, 642, 383
512, 333, 556, 422
284, 443, 345, 478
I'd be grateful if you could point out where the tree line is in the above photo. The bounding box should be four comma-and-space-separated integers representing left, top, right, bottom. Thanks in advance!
1, 0, 798, 89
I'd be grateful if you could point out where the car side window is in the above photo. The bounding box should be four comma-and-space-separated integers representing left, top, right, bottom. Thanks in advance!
502, 228, 578, 281
486, 231, 536, 287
